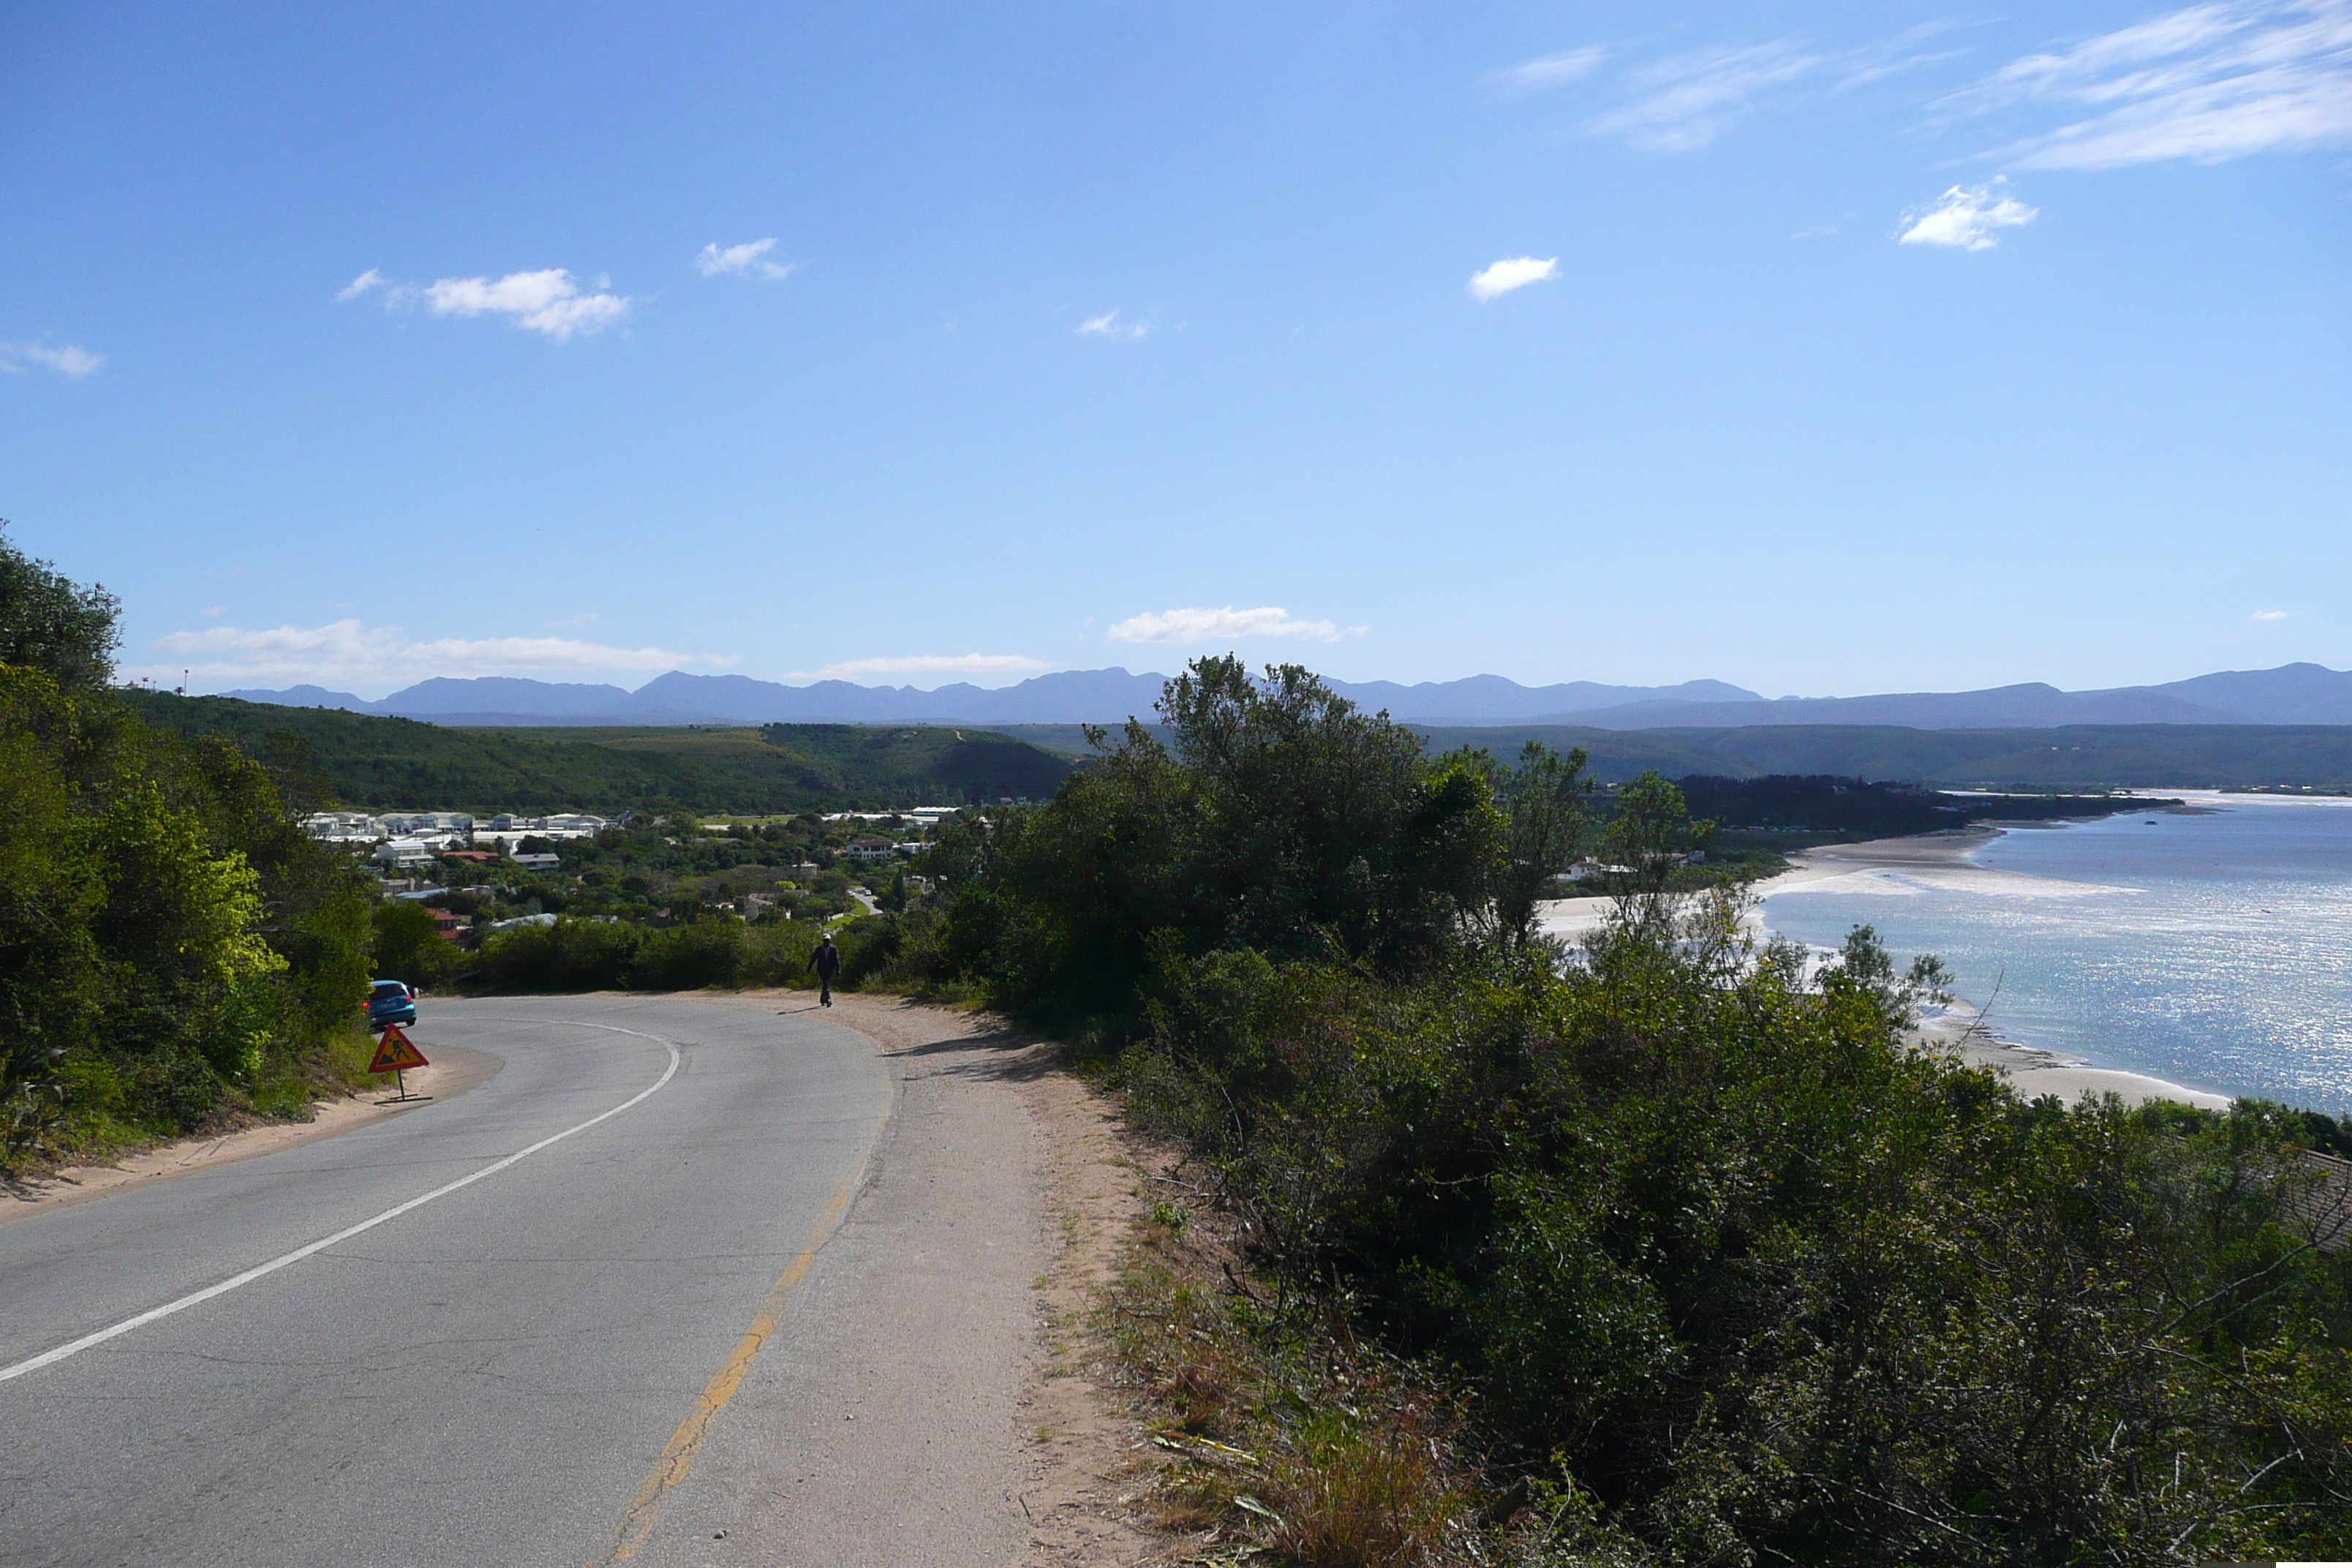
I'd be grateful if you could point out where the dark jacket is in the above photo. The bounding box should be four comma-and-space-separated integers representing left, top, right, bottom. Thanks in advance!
810, 941, 842, 977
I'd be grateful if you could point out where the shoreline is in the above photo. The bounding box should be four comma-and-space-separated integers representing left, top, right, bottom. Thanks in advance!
1758, 828, 2233, 1110
1537, 824, 2234, 1112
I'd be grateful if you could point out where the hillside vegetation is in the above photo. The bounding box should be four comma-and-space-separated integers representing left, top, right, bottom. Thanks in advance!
905, 657, 2352, 1564
1411, 721, 2352, 789
121, 692, 1076, 812
1, 532, 375, 1165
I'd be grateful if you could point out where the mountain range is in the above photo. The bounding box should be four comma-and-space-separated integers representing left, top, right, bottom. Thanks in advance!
220, 662, 2352, 731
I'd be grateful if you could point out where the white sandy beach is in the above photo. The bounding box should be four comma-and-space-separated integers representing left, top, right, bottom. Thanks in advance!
1535, 828, 2234, 1112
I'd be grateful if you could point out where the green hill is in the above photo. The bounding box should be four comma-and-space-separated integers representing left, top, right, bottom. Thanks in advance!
1409, 722, 2352, 789
121, 693, 1076, 813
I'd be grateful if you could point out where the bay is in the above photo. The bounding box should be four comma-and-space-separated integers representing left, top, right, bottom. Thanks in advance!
1759, 795, 2352, 1113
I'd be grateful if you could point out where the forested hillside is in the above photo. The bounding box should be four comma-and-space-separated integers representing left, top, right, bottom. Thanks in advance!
121, 693, 1076, 812
1413, 720, 2352, 788
1018, 718, 2352, 788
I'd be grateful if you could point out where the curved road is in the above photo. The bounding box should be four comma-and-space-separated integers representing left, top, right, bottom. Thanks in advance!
0, 995, 1042, 1567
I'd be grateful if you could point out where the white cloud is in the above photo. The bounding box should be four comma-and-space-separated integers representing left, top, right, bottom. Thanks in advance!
1589, 42, 1823, 151
1488, 46, 1608, 94
1, 342, 105, 377
1077, 309, 1148, 340
793, 653, 1052, 682
420, 269, 629, 339
1469, 256, 1560, 301
1899, 182, 2039, 249
1106, 606, 1357, 644
339, 267, 630, 340
2252, 606, 2293, 620
696, 238, 796, 280
1956, 1, 2352, 169
134, 619, 729, 687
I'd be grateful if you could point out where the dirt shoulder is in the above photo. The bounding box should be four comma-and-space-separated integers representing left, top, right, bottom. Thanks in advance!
730, 990, 1164, 1566
0, 1046, 500, 1230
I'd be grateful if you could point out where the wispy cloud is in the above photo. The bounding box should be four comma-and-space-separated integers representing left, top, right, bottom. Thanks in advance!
336, 267, 630, 340
135, 619, 728, 687
792, 653, 1052, 682
1, 341, 105, 377
1107, 606, 1357, 644
1956, 1, 2352, 168
1487, 46, 1608, 95
1899, 181, 2039, 249
1468, 256, 1560, 301
2252, 606, 2294, 620
1077, 309, 1148, 340
1589, 42, 1824, 151
695, 238, 796, 280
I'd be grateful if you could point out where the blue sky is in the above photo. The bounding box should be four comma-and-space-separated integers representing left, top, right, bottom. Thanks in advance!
4, 1, 2348, 698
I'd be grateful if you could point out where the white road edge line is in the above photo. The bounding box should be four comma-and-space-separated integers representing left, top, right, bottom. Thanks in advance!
0, 1020, 682, 1387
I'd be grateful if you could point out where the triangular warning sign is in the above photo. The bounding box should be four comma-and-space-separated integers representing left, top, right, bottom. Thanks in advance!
368, 1023, 429, 1074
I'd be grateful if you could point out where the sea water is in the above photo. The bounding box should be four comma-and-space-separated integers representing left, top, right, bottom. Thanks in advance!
1759, 796, 2352, 1112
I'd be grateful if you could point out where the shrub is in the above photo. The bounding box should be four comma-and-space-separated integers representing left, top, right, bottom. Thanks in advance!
473, 916, 641, 992
630, 919, 744, 990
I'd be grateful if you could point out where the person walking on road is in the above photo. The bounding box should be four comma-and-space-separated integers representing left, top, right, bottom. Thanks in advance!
809, 934, 842, 1007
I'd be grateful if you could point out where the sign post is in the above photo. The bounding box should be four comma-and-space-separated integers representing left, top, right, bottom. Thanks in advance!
368, 1023, 431, 1102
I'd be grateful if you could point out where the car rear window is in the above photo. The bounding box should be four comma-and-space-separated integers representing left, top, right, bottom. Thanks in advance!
370, 982, 407, 1000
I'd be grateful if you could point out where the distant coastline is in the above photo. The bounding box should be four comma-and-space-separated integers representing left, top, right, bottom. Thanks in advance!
1753, 829, 2233, 1110
1537, 820, 2236, 1111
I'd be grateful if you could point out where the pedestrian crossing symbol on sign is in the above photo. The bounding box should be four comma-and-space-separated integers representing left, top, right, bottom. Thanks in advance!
368, 1025, 429, 1074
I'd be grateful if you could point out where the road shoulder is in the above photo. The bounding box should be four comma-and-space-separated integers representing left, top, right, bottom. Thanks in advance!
711, 991, 1161, 1567
0, 1046, 500, 1229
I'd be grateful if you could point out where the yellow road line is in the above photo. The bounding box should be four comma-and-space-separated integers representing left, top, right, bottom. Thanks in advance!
595, 1162, 867, 1564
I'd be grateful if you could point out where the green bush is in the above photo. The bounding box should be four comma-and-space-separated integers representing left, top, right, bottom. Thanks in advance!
1109, 910, 2352, 1561
472, 917, 641, 992
1, 622, 376, 1160
832, 914, 902, 989
368, 902, 467, 991
742, 918, 823, 987
630, 919, 744, 990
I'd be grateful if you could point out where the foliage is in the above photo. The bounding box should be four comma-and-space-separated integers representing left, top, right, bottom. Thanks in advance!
1412, 719, 2352, 793
1673, 774, 2155, 837
0, 534, 378, 1158
467, 909, 856, 994
0, 520, 120, 693
932, 657, 1571, 1029
1107, 905, 2352, 1561
0, 556, 375, 1161
121, 691, 1076, 813
932, 660, 2352, 1562
368, 902, 467, 990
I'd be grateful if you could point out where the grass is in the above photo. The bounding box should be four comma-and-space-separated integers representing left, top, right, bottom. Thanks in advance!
1102, 1180, 1496, 1566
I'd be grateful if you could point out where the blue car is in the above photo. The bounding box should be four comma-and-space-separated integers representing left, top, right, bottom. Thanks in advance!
366, 979, 418, 1031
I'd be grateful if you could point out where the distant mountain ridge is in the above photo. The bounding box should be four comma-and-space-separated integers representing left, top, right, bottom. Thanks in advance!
222, 669, 1766, 725
216, 662, 2352, 731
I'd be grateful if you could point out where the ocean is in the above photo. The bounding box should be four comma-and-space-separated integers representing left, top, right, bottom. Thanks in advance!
1759, 795, 2352, 1114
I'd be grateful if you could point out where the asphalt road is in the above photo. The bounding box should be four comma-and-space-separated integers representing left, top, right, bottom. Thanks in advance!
0, 995, 1041, 1567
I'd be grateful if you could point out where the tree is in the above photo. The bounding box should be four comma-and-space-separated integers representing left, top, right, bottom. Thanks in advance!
1599, 769, 1716, 897
0, 521, 121, 691
369, 902, 459, 990
939, 657, 1507, 1026
1483, 741, 1592, 950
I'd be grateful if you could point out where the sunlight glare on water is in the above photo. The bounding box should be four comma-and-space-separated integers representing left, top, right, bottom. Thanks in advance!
1760, 796, 2352, 1112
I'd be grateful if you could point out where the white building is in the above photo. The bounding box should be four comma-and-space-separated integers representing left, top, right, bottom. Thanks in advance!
374, 838, 435, 869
